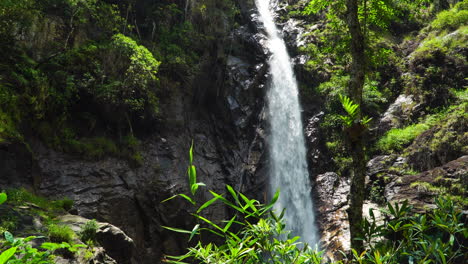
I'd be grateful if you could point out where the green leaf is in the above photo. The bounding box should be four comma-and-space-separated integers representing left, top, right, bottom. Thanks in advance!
190, 183, 199, 196
209, 191, 243, 213
193, 214, 224, 232
23, 236, 39, 242
0, 193, 7, 205
189, 224, 200, 241
449, 234, 455, 246
438, 249, 447, 264
223, 215, 237, 233
4, 231, 14, 243
188, 165, 197, 195
239, 193, 258, 213
162, 193, 195, 205
161, 195, 178, 203
197, 196, 219, 213
189, 141, 193, 165
162, 226, 192, 234
260, 189, 280, 215
178, 194, 196, 205
226, 185, 239, 204
199, 227, 224, 238
0, 247, 17, 264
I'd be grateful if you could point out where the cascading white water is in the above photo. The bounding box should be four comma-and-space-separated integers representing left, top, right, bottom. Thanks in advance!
255, 0, 319, 247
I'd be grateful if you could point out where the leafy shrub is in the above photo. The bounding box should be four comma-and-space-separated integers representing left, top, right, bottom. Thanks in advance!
79, 220, 99, 245
6, 188, 49, 209
360, 198, 466, 264
0, 192, 6, 205
165, 145, 467, 264
414, 26, 468, 60
431, 1, 468, 32
376, 123, 431, 153
0, 231, 85, 264
6, 188, 73, 213
163, 144, 324, 264
53, 198, 74, 212
66, 137, 119, 159
47, 224, 75, 243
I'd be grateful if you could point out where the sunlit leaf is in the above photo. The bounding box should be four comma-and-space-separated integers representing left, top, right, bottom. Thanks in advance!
0, 247, 17, 264
0, 193, 7, 205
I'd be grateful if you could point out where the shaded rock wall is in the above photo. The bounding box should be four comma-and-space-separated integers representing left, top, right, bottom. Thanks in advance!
1, 1, 270, 263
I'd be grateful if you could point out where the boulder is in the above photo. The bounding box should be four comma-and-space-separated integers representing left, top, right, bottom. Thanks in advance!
406, 105, 467, 171
378, 94, 418, 135
314, 172, 350, 259
96, 223, 135, 264
385, 156, 468, 212
58, 214, 135, 264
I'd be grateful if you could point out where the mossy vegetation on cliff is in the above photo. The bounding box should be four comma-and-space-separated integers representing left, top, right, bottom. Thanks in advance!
0, 0, 240, 162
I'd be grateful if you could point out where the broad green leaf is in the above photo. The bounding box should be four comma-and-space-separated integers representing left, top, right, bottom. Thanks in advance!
0, 247, 17, 264
190, 183, 198, 196
0, 193, 7, 205
4, 231, 14, 243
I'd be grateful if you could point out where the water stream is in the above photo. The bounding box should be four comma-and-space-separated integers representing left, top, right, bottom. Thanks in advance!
255, 0, 319, 247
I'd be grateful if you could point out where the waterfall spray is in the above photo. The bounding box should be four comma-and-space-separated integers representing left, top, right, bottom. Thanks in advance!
255, 0, 319, 247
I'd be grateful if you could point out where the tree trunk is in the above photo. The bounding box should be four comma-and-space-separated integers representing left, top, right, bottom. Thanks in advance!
433, 0, 450, 14
345, 0, 366, 253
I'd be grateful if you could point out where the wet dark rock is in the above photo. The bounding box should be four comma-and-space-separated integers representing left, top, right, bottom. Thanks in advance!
314, 172, 350, 260
97, 223, 135, 264
366, 155, 397, 179
0, 140, 38, 189
305, 112, 329, 176
385, 156, 468, 212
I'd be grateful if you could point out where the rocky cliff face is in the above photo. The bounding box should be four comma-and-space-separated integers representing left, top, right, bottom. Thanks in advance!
2, 0, 466, 263
1, 1, 271, 262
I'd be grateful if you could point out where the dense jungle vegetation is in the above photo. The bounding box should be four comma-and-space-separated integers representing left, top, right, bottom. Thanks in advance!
0, 0, 467, 263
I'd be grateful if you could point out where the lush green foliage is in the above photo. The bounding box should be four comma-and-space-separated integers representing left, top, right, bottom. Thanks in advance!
78, 219, 99, 245
338, 95, 372, 127
164, 148, 467, 264
358, 198, 466, 264
163, 146, 324, 264
5, 188, 70, 212
0, 193, 6, 205
0, 192, 85, 263
0, 231, 84, 264
377, 102, 467, 155
47, 224, 75, 243
376, 123, 432, 153
431, 1, 468, 31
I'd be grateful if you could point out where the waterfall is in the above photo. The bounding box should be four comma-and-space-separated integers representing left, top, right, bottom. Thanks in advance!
255, 0, 319, 247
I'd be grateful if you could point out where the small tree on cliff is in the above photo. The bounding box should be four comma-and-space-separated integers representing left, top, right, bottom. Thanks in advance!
305, 0, 369, 252
343, 0, 367, 252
